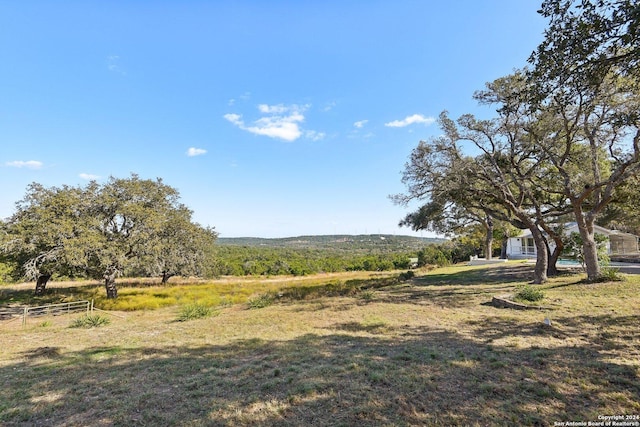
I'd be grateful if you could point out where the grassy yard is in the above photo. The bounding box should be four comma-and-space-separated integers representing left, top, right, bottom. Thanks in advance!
1, 263, 639, 426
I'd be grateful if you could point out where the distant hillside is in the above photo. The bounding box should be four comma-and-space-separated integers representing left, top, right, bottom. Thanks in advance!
217, 234, 446, 252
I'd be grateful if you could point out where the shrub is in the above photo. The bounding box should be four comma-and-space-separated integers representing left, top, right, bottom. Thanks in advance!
418, 245, 453, 267
398, 270, 415, 281
360, 290, 375, 300
247, 293, 275, 309
514, 285, 545, 302
177, 303, 213, 321
597, 267, 625, 282
70, 314, 111, 328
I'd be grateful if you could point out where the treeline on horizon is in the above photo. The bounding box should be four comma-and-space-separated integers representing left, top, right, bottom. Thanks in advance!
0, 240, 471, 283
207, 241, 473, 277
216, 234, 445, 251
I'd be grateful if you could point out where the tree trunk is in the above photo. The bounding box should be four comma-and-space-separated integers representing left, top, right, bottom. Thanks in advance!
575, 212, 601, 281
500, 237, 508, 259
104, 268, 118, 299
34, 274, 51, 296
546, 231, 564, 277
547, 244, 561, 277
580, 230, 601, 281
161, 271, 174, 284
484, 215, 494, 260
530, 226, 548, 284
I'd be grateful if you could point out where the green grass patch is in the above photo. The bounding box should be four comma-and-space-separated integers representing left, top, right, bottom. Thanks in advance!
69, 314, 111, 328
177, 303, 215, 321
513, 285, 545, 302
1, 266, 639, 425
247, 293, 276, 309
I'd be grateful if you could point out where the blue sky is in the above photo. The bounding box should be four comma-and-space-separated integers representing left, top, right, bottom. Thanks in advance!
0, 1, 547, 238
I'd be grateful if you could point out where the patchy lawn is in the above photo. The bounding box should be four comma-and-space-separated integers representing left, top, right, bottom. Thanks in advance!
1, 263, 639, 426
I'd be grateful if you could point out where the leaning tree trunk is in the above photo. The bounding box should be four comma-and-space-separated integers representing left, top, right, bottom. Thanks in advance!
104, 268, 118, 299
575, 211, 601, 281
34, 274, 51, 296
161, 271, 174, 284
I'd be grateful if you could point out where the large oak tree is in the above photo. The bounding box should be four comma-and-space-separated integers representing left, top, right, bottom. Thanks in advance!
528, 0, 640, 280
1, 175, 217, 298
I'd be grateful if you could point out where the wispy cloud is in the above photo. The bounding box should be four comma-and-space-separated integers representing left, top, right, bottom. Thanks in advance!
305, 130, 326, 141
258, 104, 290, 114
224, 104, 319, 142
79, 173, 100, 180
224, 113, 243, 127
107, 55, 125, 75
187, 147, 207, 157
354, 120, 369, 128
385, 114, 435, 128
6, 160, 43, 170
228, 92, 252, 107
322, 101, 338, 112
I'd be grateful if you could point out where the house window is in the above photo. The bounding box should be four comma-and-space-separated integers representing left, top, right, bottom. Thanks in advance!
521, 238, 535, 255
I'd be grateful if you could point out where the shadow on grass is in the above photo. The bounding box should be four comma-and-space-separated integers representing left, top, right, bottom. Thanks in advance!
0, 283, 103, 307
267, 266, 534, 311
413, 264, 536, 287
2, 325, 638, 426
278, 277, 401, 300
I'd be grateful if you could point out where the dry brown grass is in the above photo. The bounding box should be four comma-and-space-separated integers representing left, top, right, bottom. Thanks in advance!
1, 263, 639, 426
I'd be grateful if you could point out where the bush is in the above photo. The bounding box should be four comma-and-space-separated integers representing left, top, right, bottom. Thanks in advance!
70, 314, 111, 328
360, 290, 375, 300
418, 245, 453, 267
177, 303, 213, 321
597, 267, 625, 282
247, 293, 275, 309
514, 285, 545, 302
0, 259, 18, 283
398, 270, 415, 281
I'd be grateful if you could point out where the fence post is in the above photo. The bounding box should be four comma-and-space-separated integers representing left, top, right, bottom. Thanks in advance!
90, 300, 94, 313
22, 307, 27, 327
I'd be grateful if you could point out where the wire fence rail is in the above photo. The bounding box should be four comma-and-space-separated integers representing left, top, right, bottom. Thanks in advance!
23, 300, 93, 326
1, 300, 126, 328
0, 300, 93, 327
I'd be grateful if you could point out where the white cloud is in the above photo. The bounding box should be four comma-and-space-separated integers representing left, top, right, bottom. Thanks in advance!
385, 114, 435, 128
107, 55, 125, 75
224, 104, 314, 142
258, 104, 289, 114
79, 173, 100, 180
354, 120, 369, 128
322, 101, 338, 112
223, 113, 243, 126
305, 130, 326, 141
187, 147, 207, 157
6, 160, 43, 169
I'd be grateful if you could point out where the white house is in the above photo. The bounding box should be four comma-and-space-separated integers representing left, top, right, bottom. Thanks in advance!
505, 223, 639, 259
